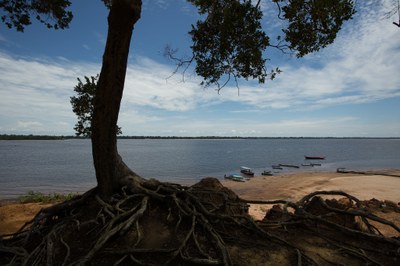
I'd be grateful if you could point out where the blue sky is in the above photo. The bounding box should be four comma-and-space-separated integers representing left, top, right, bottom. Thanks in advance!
0, 0, 399, 137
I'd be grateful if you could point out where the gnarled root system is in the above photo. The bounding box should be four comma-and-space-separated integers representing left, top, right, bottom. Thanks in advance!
1, 178, 399, 265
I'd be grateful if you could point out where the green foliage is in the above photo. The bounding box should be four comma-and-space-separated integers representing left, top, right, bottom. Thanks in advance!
18, 190, 78, 203
70, 75, 121, 137
0, 0, 73, 32
70, 76, 97, 137
189, 0, 271, 88
280, 0, 356, 57
187, 0, 355, 88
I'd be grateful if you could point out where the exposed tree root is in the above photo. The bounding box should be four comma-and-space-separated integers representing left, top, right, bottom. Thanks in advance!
1, 178, 399, 265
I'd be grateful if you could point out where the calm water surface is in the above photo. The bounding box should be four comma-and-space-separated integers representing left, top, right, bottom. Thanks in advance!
0, 139, 399, 199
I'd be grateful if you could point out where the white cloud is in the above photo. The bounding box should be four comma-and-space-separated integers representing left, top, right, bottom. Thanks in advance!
129, 115, 397, 137
17, 121, 43, 129
0, 53, 97, 134
213, 0, 400, 110
142, 0, 169, 11
0, 0, 399, 136
256, 118, 392, 137
123, 57, 218, 112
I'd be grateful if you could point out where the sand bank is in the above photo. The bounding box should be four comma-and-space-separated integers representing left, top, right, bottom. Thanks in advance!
1, 170, 399, 235
223, 170, 400, 221
223, 170, 400, 202
0, 202, 53, 235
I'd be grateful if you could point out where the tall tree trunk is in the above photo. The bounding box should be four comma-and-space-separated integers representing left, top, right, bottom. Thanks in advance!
91, 0, 143, 199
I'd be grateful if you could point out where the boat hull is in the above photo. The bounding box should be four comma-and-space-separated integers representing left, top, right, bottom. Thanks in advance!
304, 156, 325, 160
240, 166, 254, 176
240, 170, 254, 176
261, 171, 273, 176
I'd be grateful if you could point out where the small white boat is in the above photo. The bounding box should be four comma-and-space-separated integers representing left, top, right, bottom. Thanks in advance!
224, 173, 245, 182
240, 166, 254, 176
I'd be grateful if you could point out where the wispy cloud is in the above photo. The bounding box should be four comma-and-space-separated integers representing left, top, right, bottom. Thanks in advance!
217, 0, 400, 110
0, 33, 19, 48
123, 57, 217, 112
0, 53, 98, 134
0, 33, 7, 42
0, 0, 399, 136
142, 0, 170, 11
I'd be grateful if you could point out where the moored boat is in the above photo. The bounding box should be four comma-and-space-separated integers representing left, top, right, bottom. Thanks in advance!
240, 166, 254, 176
304, 156, 325, 160
272, 165, 283, 170
279, 163, 300, 168
224, 173, 245, 182
301, 163, 321, 167
261, 170, 273, 176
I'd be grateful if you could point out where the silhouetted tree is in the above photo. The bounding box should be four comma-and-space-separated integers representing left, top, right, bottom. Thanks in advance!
7, 2, 396, 266
70, 75, 122, 137
1, 0, 355, 198
0, 0, 72, 31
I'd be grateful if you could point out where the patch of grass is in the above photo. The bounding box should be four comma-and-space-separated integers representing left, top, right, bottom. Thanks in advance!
18, 191, 79, 204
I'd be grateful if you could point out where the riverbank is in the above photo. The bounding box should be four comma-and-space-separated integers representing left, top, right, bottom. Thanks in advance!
1, 170, 400, 236
223, 169, 400, 223
223, 169, 400, 202
0, 202, 53, 235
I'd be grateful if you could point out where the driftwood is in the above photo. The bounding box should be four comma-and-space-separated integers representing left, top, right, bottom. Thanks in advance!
1, 177, 399, 265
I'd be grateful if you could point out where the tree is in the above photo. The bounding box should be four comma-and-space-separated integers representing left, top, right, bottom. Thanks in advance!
0, 0, 73, 31
91, 0, 355, 199
0, 0, 355, 199
4, 2, 400, 266
70, 75, 122, 138
90, 0, 143, 198
70, 76, 97, 137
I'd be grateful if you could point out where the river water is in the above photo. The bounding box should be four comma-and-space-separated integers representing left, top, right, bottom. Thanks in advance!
0, 138, 399, 199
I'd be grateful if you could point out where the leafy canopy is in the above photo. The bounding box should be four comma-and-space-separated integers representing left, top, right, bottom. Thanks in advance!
280, 0, 356, 57
185, 0, 355, 88
189, 0, 271, 88
0, 0, 73, 31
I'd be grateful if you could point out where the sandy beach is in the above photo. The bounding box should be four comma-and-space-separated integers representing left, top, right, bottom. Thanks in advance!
1, 170, 400, 235
223, 170, 400, 202
223, 169, 400, 221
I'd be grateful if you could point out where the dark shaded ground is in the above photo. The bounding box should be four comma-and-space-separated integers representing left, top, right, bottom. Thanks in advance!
1, 178, 399, 265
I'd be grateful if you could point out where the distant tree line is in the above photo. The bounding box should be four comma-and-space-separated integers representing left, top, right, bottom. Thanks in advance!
1, 134, 398, 140
0, 134, 66, 140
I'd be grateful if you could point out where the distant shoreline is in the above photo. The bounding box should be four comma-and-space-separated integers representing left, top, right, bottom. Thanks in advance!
1, 134, 400, 141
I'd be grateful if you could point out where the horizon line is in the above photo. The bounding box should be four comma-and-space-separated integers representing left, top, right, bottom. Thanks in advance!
1, 134, 399, 140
